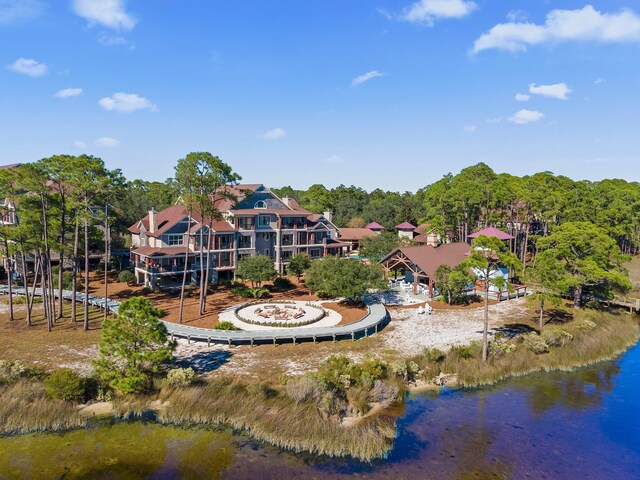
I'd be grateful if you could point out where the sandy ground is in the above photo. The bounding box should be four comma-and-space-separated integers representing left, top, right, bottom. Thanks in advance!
382, 299, 529, 355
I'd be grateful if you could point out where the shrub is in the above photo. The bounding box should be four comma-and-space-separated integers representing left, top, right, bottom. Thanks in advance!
489, 340, 517, 357
250, 287, 271, 299
359, 356, 388, 387
117, 270, 135, 285
450, 341, 482, 359
523, 333, 550, 354
273, 277, 294, 290
286, 374, 323, 405
140, 286, 153, 295
44, 368, 85, 401
542, 328, 573, 347
423, 348, 446, 363
390, 360, 421, 382
575, 320, 597, 332
0, 360, 26, 384
214, 321, 239, 331
246, 382, 276, 399
230, 283, 253, 298
166, 367, 196, 387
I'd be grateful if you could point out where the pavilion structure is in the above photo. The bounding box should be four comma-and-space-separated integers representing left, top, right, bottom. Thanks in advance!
380, 243, 471, 296
467, 226, 514, 242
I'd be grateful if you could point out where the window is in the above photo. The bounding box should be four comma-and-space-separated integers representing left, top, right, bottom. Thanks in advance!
141, 236, 146, 247
166, 234, 184, 246
310, 248, 322, 258
254, 200, 267, 209
258, 215, 271, 227
238, 235, 252, 249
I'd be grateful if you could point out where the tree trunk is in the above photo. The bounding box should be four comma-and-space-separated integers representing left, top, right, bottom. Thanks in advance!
4, 238, 14, 321
57, 195, 66, 320
84, 216, 90, 331
202, 224, 214, 312
178, 213, 192, 324
28, 254, 41, 320
71, 217, 79, 322
573, 285, 583, 309
482, 282, 490, 362
20, 250, 31, 326
539, 298, 545, 330
198, 223, 205, 316
104, 201, 109, 321
41, 253, 51, 332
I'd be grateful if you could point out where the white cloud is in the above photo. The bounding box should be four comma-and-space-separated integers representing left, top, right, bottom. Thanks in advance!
54, 87, 83, 98
7, 57, 47, 77
486, 116, 503, 124
595, 77, 606, 84
515, 93, 530, 102
95, 136, 120, 147
509, 109, 544, 125
506, 10, 528, 23
324, 154, 343, 163
98, 92, 157, 113
72, 0, 135, 31
463, 125, 477, 132
260, 128, 286, 140
529, 82, 572, 100
97, 33, 132, 47
0, 0, 43, 24
472, 5, 640, 54
73, 140, 87, 149
351, 70, 385, 87
400, 0, 477, 26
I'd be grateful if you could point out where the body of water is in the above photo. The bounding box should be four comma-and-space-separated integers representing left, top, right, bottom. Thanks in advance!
2, 344, 640, 479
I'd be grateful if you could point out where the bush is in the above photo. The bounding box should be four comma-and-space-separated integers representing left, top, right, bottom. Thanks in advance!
140, 287, 153, 295
523, 333, 550, 354
230, 283, 253, 298
489, 339, 517, 357
0, 360, 26, 384
273, 277, 294, 290
575, 320, 597, 332
346, 386, 371, 416
215, 321, 239, 331
389, 360, 421, 382
250, 287, 271, 299
166, 367, 196, 387
542, 328, 573, 347
117, 270, 135, 285
44, 368, 85, 401
423, 348, 446, 363
450, 341, 482, 359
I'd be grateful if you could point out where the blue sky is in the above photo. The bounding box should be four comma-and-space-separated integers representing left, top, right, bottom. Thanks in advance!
2, 0, 640, 191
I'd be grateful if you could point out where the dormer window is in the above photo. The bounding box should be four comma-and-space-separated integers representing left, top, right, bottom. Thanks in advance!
254, 200, 267, 209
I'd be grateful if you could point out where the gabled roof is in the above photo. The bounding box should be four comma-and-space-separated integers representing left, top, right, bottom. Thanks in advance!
338, 228, 378, 241
380, 242, 471, 278
212, 184, 264, 211
395, 221, 416, 230
365, 222, 385, 230
128, 204, 187, 235
468, 226, 514, 240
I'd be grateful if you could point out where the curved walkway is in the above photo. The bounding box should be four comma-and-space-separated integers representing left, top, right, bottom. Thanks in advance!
0, 285, 390, 346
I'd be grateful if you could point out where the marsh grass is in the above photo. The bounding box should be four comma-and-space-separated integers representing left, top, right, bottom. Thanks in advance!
444, 310, 639, 387
145, 378, 397, 461
0, 381, 84, 435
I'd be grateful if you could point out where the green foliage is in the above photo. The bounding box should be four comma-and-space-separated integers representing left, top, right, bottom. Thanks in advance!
305, 258, 385, 300
389, 360, 421, 382
273, 276, 294, 290
214, 321, 239, 331
0, 360, 26, 384
235, 255, 277, 287
229, 283, 270, 299
44, 369, 85, 401
117, 270, 135, 285
434, 264, 474, 305
166, 368, 196, 387
422, 348, 446, 363
536, 221, 632, 308
286, 253, 312, 283
523, 333, 550, 354
450, 342, 482, 359
93, 297, 176, 395
359, 232, 402, 261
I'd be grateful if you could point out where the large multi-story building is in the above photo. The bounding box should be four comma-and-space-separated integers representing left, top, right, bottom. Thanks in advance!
129, 184, 351, 287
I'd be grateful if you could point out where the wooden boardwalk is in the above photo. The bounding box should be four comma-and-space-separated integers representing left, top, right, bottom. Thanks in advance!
0, 285, 390, 346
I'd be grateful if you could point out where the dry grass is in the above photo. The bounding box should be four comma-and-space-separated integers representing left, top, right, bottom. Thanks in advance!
444, 309, 639, 387
153, 378, 397, 461
0, 381, 85, 435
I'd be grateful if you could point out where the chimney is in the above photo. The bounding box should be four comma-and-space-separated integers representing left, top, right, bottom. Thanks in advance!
148, 207, 158, 233
281, 197, 292, 207
323, 211, 333, 222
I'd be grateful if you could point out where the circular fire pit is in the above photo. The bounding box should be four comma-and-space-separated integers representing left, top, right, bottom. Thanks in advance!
235, 301, 326, 328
